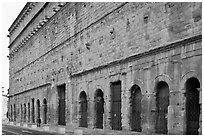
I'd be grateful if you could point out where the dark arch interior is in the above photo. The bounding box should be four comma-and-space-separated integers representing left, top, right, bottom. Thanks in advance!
24, 103, 26, 122
185, 77, 200, 135
28, 102, 30, 122
156, 81, 169, 91
185, 77, 200, 92
155, 81, 169, 134
14, 104, 16, 121
95, 89, 104, 129
130, 84, 142, 132
130, 84, 141, 96
79, 91, 87, 101
95, 89, 104, 98
37, 99, 40, 107
37, 99, 40, 119
43, 98, 47, 124
43, 98, 47, 104
79, 91, 88, 127
31, 98, 35, 123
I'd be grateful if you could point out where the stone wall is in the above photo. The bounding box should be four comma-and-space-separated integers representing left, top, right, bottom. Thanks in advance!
8, 2, 202, 134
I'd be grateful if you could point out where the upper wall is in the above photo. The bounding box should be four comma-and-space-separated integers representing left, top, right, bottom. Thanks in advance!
9, 2, 202, 95
8, 3, 46, 44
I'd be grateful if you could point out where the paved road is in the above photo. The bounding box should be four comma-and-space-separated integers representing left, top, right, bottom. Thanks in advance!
2, 124, 59, 135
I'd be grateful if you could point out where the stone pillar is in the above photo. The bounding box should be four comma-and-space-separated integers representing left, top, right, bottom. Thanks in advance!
67, 77, 72, 124
142, 67, 155, 133
104, 79, 111, 130
121, 72, 129, 131
88, 98, 95, 128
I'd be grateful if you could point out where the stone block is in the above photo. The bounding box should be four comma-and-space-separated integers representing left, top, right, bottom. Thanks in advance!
16, 123, 21, 126
23, 123, 28, 127
74, 129, 83, 135
57, 127, 66, 134
43, 126, 49, 131
31, 125, 37, 129
167, 105, 185, 135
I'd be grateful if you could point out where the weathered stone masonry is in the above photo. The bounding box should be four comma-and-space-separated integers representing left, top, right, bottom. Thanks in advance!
8, 2, 201, 134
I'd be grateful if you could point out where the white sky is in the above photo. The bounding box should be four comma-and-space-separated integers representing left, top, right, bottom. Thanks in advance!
1, 1, 26, 94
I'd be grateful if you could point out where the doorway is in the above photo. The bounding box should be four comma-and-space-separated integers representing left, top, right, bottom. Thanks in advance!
36, 100, 40, 121
111, 81, 122, 130
57, 84, 66, 125
24, 103, 26, 122
28, 103, 30, 123
185, 77, 200, 135
95, 89, 104, 129
130, 84, 142, 132
32, 98, 35, 123
14, 104, 16, 121
155, 81, 169, 134
79, 91, 88, 127
43, 98, 47, 124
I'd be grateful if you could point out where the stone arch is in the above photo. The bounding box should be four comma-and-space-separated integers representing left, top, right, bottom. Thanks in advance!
14, 104, 16, 121
94, 89, 104, 129
155, 81, 170, 134
79, 91, 88, 127
180, 71, 201, 92
127, 79, 144, 94
28, 102, 30, 123
43, 98, 48, 124
31, 98, 35, 123
78, 86, 89, 101
24, 103, 26, 122
185, 77, 200, 135
129, 84, 142, 132
21, 104, 23, 122
153, 74, 173, 94
36, 99, 40, 120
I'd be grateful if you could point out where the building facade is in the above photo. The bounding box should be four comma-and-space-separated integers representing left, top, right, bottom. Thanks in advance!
8, 2, 202, 134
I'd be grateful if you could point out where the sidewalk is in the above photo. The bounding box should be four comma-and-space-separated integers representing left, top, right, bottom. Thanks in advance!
4, 121, 150, 135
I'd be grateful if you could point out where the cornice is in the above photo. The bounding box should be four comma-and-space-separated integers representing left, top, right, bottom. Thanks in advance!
8, 2, 66, 60
8, 2, 35, 36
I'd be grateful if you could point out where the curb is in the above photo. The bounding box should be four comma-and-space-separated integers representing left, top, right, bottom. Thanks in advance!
23, 123, 28, 127
74, 129, 83, 135
43, 126, 49, 132
57, 127, 66, 134
31, 125, 37, 129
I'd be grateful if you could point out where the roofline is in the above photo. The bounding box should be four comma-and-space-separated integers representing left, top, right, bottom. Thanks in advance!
8, 2, 30, 32
8, 2, 49, 49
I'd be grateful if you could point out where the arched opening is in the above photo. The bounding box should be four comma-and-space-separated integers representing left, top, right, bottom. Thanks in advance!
14, 104, 16, 121
31, 98, 35, 123
24, 103, 26, 122
10, 105, 13, 121
130, 84, 142, 132
185, 77, 200, 135
43, 98, 47, 124
57, 84, 66, 125
94, 89, 104, 129
36, 100, 40, 121
155, 81, 169, 134
28, 102, 30, 123
79, 91, 88, 127
21, 104, 23, 122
